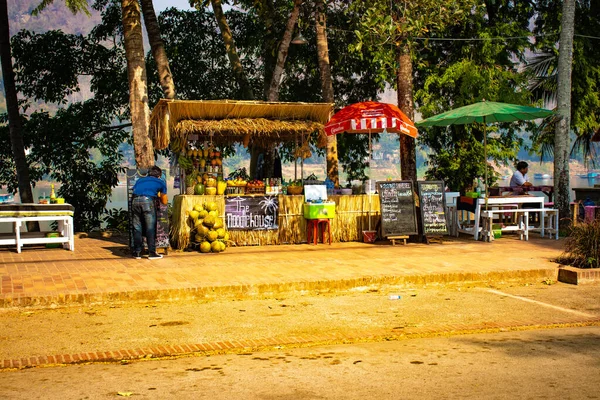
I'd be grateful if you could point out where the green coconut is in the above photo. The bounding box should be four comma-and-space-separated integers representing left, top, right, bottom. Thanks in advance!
206, 201, 218, 212
207, 230, 219, 242
213, 217, 224, 229
197, 224, 210, 237
200, 241, 211, 253
203, 215, 216, 227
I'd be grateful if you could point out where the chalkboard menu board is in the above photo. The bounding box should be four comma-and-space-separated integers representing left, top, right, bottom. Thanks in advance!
127, 169, 170, 250
225, 196, 279, 231
417, 181, 448, 236
376, 180, 418, 237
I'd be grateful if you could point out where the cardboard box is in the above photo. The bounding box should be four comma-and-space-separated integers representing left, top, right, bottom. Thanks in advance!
303, 203, 336, 219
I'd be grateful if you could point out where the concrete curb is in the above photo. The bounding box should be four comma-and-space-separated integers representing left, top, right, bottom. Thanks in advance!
0, 268, 559, 308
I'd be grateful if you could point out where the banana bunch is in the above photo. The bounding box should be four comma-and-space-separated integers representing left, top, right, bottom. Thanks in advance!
178, 154, 192, 170
170, 137, 184, 153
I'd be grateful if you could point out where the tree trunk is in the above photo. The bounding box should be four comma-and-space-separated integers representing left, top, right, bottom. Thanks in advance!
315, 0, 339, 187
122, 0, 154, 169
0, 0, 39, 232
554, 0, 575, 228
211, 0, 254, 100
397, 44, 416, 182
140, 0, 175, 99
266, 0, 302, 102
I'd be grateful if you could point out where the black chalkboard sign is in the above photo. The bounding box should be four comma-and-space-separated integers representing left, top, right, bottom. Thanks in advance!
376, 180, 418, 237
225, 196, 279, 231
127, 168, 170, 250
417, 181, 448, 236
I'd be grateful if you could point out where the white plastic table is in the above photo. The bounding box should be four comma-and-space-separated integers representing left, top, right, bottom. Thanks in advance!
455, 196, 546, 240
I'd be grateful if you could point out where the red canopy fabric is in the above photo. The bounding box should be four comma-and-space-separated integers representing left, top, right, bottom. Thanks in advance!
324, 101, 418, 138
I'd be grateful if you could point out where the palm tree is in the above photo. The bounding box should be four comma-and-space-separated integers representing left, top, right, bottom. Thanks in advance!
266, 0, 302, 102
140, 0, 176, 99
208, 0, 254, 100
315, 0, 339, 187
554, 0, 576, 226
1, 0, 48, 232
122, 0, 154, 168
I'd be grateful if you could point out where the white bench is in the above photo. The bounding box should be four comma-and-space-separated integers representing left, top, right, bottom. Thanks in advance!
481, 208, 559, 242
0, 215, 74, 253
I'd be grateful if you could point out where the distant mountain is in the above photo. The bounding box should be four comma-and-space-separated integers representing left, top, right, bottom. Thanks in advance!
8, 0, 101, 36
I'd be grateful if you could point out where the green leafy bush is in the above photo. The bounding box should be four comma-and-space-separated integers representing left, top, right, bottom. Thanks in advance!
557, 220, 600, 269
102, 208, 129, 233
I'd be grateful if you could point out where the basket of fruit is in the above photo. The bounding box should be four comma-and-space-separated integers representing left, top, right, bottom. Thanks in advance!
286, 180, 303, 195
246, 180, 265, 194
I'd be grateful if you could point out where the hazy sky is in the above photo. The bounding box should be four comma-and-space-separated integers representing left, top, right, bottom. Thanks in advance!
153, 0, 194, 12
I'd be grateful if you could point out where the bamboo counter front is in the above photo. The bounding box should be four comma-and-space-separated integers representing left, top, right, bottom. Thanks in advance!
170, 194, 381, 249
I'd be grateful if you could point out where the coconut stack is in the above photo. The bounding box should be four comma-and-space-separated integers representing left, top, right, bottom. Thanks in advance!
188, 201, 229, 253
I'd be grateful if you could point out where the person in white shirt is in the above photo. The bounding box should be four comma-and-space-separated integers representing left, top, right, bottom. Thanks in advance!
510, 161, 533, 187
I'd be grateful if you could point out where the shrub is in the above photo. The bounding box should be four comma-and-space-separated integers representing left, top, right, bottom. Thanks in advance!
556, 220, 600, 269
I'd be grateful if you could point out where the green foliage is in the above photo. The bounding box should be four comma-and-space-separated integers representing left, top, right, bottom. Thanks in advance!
557, 220, 600, 269
530, 0, 600, 165
1, 0, 128, 232
412, 0, 539, 192
102, 207, 129, 233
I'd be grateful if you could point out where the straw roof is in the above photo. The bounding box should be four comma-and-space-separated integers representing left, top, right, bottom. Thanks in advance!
150, 99, 334, 150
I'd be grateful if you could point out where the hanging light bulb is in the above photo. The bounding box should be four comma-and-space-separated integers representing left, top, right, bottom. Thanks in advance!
291, 31, 308, 45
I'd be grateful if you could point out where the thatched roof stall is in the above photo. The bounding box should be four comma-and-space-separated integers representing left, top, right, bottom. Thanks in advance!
150, 99, 334, 150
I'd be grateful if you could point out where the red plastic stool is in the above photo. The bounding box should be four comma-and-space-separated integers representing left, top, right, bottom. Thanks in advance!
307, 219, 331, 245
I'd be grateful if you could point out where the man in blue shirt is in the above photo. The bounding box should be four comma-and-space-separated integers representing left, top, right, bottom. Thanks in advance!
131, 166, 167, 259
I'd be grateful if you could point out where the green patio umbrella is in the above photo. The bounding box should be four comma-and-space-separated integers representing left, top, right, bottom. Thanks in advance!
416, 101, 553, 207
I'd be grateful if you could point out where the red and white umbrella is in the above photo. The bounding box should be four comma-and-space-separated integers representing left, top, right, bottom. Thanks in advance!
324, 101, 418, 138
324, 102, 418, 233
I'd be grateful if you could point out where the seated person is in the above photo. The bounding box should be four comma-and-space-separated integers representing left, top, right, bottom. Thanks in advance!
510, 161, 533, 188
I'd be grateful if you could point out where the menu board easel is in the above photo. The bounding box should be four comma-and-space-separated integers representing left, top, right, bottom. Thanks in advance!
127, 168, 170, 254
376, 180, 418, 245
417, 180, 448, 244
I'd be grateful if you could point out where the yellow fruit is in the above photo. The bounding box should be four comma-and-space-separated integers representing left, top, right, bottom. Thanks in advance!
213, 217, 224, 229
216, 228, 225, 238
199, 159, 206, 169
187, 149, 194, 157
219, 241, 226, 252
200, 241, 211, 253
206, 201, 218, 212
194, 233, 204, 242
207, 230, 219, 242
188, 210, 200, 220
203, 148, 209, 158
197, 224, 210, 237
193, 204, 204, 212
198, 210, 208, 219
223, 232, 230, 242
205, 187, 217, 195
208, 210, 218, 218
211, 241, 221, 252
194, 219, 204, 229
203, 215, 216, 227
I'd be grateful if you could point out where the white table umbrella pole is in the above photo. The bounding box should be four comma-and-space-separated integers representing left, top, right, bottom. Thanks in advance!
368, 130, 372, 231
484, 122, 489, 211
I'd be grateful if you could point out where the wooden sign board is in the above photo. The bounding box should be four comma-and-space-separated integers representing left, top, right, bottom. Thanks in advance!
127, 169, 170, 251
225, 196, 279, 230
417, 180, 449, 237
376, 180, 418, 237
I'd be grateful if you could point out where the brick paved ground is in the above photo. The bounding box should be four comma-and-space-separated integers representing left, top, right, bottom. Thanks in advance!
0, 234, 565, 307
